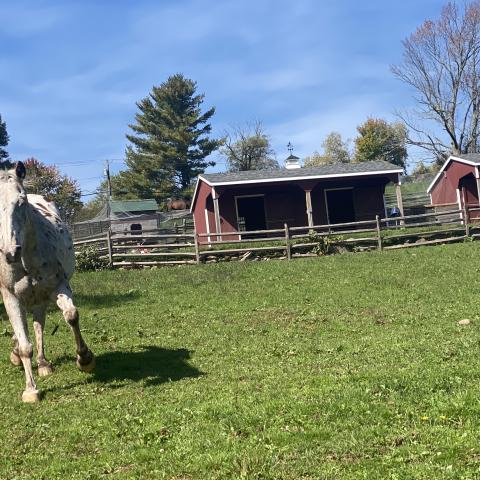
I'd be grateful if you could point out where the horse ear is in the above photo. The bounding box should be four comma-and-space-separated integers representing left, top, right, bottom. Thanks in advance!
15, 161, 26, 180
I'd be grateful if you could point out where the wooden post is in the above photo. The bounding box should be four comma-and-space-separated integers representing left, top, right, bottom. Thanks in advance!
284, 223, 291, 260
107, 228, 113, 267
395, 182, 405, 225
464, 204, 470, 237
212, 193, 222, 241
182, 218, 187, 235
305, 190, 313, 227
376, 215, 382, 250
194, 232, 200, 264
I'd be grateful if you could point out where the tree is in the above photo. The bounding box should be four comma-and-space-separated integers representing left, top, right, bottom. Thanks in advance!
121, 74, 220, 203
23, 158, 82, 224
221, 122, 279, 171
303, 132, 351, 167
0, 114, 9, 160
354, 118, 408, 170
392, 2, 480, 157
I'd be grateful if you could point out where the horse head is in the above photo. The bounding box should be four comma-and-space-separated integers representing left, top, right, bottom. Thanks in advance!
0, 161, 27, 263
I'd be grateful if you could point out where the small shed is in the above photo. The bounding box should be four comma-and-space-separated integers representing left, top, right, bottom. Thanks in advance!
191, 160, 403, 243
109, 199, 159, 234
427, 154, 480, 218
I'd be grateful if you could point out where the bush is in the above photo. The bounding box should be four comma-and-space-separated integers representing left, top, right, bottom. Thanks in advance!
75, 246, 110, 272
308, 230, 344, 255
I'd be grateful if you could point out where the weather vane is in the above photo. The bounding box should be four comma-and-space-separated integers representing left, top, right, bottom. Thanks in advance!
287, 141, 293, 154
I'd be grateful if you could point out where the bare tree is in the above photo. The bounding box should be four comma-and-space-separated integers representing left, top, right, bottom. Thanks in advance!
392, 2, 480, 158
221, 122, 279, 171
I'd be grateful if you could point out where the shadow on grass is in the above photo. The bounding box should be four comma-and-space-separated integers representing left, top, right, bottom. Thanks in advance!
74, 290, 141, 309
90, 346, 202, 387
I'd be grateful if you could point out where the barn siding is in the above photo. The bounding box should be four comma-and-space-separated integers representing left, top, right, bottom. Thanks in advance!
430, 161, 477, 206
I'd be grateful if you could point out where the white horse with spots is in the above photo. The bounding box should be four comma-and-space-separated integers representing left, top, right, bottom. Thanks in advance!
0, 161, 94, 402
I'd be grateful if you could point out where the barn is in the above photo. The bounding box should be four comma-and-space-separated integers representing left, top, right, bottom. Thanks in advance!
427, 154, 480, 218
191, 159, 404, 243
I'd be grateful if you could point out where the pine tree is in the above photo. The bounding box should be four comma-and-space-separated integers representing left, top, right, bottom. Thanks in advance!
122, 74, 220, 203
0, 114, 10, 161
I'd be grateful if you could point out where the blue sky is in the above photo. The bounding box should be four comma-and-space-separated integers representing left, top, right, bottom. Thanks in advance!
0, 0, 444, 199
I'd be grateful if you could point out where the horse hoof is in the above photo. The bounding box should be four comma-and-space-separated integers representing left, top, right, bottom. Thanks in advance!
77, 353, 95, 373
38, 364, 53, 377
22, 389, 42, 403
10, 351, 22, 367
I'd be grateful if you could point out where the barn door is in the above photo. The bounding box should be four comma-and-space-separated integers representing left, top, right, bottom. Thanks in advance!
325, 188, 355, 224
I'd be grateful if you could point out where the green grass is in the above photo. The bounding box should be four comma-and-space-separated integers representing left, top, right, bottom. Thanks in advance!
2, 243, 480, 479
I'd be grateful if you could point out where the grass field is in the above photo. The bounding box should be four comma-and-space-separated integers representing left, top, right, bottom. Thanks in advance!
1, 242, 480, 479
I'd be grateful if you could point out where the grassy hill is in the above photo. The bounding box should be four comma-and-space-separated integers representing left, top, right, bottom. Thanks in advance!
1, 243, 480, 479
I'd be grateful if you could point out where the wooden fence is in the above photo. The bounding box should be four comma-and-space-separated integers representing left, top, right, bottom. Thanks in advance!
73, 206, 480, 268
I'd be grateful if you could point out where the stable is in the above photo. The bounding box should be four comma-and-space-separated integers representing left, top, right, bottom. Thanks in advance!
428, 154, 480, 218
191, 160, 403, 243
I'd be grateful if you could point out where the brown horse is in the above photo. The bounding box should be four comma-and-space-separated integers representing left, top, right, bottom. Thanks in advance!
166, 197, 191, 211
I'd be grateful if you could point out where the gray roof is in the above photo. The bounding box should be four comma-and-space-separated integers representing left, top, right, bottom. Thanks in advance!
201, 160, 402, 185
453, 153, 480, 163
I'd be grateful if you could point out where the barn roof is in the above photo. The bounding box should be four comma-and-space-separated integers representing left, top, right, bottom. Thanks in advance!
110, 199, 158, 213
427, 154, 480, 193
200, 160, 402, 186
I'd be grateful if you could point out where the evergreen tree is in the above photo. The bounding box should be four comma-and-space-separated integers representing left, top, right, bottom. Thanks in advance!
0, 114, 10, 160
122, 74, 220, 203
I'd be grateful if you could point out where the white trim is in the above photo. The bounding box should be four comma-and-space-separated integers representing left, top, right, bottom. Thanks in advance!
323, 187, 354, 225
190, 177, 203, 213
204, 208, 211, 244
234, 194, 267, 237
456, 188, 463, 223
427, 155, 480, 193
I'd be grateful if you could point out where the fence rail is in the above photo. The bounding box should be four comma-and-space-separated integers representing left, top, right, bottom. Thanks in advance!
74, 205, 480, 268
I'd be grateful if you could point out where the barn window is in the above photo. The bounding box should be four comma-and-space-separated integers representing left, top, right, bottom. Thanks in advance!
130, 223, 142, 235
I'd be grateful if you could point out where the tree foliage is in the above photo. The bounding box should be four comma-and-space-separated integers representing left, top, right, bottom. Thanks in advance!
354, 118, 408, 170
24, 158, 83, 224
0, 114, 9, 161
303, 132, 351, 166
221, 122, 279, 171
392, 2, 480, 157
119, 74, 220, 203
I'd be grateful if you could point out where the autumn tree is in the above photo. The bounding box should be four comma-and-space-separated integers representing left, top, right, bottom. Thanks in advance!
221, 122, 279, 171
354, 118, 408, 170
120, 74, 220, 203
392, 2, 480, 157
23, 158, 82, 224
0, 114, 9, 160
303, 132, 351, 166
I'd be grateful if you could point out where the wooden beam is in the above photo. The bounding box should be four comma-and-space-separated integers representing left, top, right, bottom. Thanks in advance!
212, 188, 222, 241
395, 182, 404, 224
305, 190, 313, 227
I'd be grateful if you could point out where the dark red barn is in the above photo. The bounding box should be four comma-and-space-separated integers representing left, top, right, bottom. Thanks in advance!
428, 154, 480, 218
191, 160, 403, 243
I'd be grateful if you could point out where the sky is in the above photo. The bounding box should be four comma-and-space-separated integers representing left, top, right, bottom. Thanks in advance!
0, 0, 446, 200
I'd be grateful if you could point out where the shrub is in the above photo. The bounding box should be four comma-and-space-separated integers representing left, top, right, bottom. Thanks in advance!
75, 246, 110, 272
308, 230, 344, 255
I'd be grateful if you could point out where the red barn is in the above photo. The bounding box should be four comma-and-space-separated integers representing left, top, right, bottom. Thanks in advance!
191, 160, 403, 243
428, 154, 480, 218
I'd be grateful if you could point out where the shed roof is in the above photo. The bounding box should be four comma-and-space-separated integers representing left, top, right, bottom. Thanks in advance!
200, 160, 402, 186
427, 154, 480, 193
110, 199, 158, 213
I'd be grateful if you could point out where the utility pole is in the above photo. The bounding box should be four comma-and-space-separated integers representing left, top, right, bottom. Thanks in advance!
104, 159, 112, 222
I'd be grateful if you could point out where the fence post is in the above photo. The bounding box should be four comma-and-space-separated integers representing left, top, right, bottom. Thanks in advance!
182, 218, 187, 235
464, 204, 470, 237
376, 215, 383, 251
284, 223, 291, 260
107, 228, 113, 267
194, 232, 201, 264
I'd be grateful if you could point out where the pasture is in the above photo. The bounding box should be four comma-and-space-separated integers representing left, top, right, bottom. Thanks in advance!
1, 243, 480, 479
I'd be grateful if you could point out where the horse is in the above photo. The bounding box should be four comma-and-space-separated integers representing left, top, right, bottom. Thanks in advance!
166, 197, 191, 211
0, 161, 95, 402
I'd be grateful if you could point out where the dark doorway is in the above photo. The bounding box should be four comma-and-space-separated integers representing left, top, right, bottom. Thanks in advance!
130, 223, 142, 235
236, 196, 267, 232
459, 173, 479, 206
326, 189, 355, 224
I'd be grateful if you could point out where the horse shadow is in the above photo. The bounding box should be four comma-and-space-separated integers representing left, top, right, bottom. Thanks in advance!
88, 346, 202, 387
74, 290, 141, 309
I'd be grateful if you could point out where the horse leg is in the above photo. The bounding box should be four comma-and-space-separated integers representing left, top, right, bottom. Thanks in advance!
33, 305, 53, 377
10, 334, 22, 366
2, 289, 40, 402
53, 282, 95, 372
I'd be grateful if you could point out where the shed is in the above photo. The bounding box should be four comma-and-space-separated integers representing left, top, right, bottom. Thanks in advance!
427, 154, 480, 219
109, 199, 159, 234
191, 160, 403, 243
